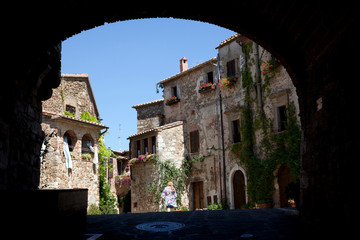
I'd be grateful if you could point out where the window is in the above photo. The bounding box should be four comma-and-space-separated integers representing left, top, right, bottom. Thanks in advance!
117, 160, 122, 175
136, 140, 141, 157
232, 120, 241, 143
81, 134, 94, 154
144, 138, 148, 154
207, 71, 214, 84
151, 136, 156, 154
227, 59, 236, 77
65, 105, 76, 115
171, 86, 178, 98
190, 130, 200, 153
276, 105, 287, 132
64, 130, 76, 152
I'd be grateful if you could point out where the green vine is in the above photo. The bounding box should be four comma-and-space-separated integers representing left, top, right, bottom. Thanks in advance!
230, 41, 301, 204
98, 135, 118, 214
147, 155, 205, 207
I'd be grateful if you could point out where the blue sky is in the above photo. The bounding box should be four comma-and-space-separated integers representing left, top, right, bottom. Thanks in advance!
61, 18, 236, 151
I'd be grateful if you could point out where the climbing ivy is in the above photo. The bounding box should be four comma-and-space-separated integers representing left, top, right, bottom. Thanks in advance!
98, 135, 118, 214
147, 155, 204, 208
230, 41, 301, 204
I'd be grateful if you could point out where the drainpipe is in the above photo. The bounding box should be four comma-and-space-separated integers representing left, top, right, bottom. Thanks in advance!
216, 53, 227, 205
254, 42, 263, 110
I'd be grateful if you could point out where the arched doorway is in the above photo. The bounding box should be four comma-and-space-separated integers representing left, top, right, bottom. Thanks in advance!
277, 165, 295, 208
233, 170, 246, 209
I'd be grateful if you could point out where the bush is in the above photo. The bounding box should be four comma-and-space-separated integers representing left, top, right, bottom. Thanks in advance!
207, 203, 223, 210
87, 204, 102, 215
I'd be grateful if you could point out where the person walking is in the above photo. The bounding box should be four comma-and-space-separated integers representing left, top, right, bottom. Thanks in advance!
161, 181, 177, 212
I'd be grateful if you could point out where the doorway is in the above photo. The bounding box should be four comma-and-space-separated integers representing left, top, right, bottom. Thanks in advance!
278, 165, 295, 207
192, 181, 204, 210
233, 170, 246, 209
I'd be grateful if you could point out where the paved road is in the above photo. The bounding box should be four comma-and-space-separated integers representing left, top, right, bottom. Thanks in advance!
85, 208, 308, 239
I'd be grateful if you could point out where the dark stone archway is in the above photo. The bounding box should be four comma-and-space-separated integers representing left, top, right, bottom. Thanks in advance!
1, 0, 358, 232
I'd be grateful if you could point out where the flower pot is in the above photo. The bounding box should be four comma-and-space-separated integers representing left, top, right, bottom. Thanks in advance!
165, 98, 180, 105
255, 203, 272, 209
199, 85, 214, 93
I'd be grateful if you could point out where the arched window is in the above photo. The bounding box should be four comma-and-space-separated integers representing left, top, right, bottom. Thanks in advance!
63, 130, 77, 152
82, 134, 94, 155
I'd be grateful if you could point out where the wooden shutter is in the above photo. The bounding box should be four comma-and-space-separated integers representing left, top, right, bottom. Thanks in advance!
227, 59, 236, 77
232, 120, 241, 143
190, 130, 199, 153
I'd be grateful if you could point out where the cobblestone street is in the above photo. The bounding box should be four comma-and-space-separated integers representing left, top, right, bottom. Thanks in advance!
85, 209, 307, 239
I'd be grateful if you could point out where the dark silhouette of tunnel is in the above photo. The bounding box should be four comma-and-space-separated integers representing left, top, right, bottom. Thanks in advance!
1, 1, 358, 238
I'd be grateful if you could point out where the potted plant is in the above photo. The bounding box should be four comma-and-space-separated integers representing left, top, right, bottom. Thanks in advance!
165, 96, 180, 105
219, 76, 237, 89
199, 82, 215, 93
255, 199, 273, 209
81, 153, 92, 161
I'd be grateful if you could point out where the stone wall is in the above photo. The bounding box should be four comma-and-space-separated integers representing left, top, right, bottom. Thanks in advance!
43, 74, 98, 118
131, 161, 160, 213
39, 74, 107, 208
156, 121, 184, 167
133, 100, 164, 133
129, 121, 185, 213
160, 37, 299, 209
40, 115, 103, 207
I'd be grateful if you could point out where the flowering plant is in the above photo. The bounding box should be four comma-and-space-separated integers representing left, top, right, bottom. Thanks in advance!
219, 76, 237, 89
165, 96, 180, 105
128, 153, 157, 166
115, 174, 131, 185
261, 59, 279, 77
199, 82, 214, 91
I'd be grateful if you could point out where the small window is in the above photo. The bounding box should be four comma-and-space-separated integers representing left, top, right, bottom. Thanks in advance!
190, 130, 200, 153
171, 86, 178, 98
117, 160, 122, 175
232, 120, 241, 143
136, 140, 141, 157
64, 130, 76, 152
227, 59, 236, 77
144, 138, 148, 154
207, 72, 214, 84
65, 105, 76, 115
151, 136, 156, 154
81, 134, 94, 155
276, 105, 287, 132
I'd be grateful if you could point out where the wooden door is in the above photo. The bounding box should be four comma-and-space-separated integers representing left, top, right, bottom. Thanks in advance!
233, 170, 246, 209
278, 165, 295, 207
193, 181, 204, 210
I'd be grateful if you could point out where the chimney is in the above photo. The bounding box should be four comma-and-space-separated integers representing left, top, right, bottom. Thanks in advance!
180, 57, 188, 72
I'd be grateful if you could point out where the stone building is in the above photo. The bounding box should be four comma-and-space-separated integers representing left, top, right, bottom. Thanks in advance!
39, 74, 108, 208
128, 99, 185, 212
128, 34, 300, 212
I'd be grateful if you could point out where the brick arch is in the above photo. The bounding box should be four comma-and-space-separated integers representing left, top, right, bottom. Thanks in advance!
2, 1, 358, 231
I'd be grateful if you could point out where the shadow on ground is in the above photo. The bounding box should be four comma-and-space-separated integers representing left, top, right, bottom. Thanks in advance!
86, 208, 308, 239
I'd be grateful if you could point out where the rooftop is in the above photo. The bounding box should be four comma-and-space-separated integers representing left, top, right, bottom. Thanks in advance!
127, 121, 183, 139
158, 57, 217, 85
132, 99, 164, 109
215, 33, 241, 49
42, 110, 108, 129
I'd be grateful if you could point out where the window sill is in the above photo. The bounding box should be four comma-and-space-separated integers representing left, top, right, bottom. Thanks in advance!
199, 86, 215, 93
165, 99, 181, 105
